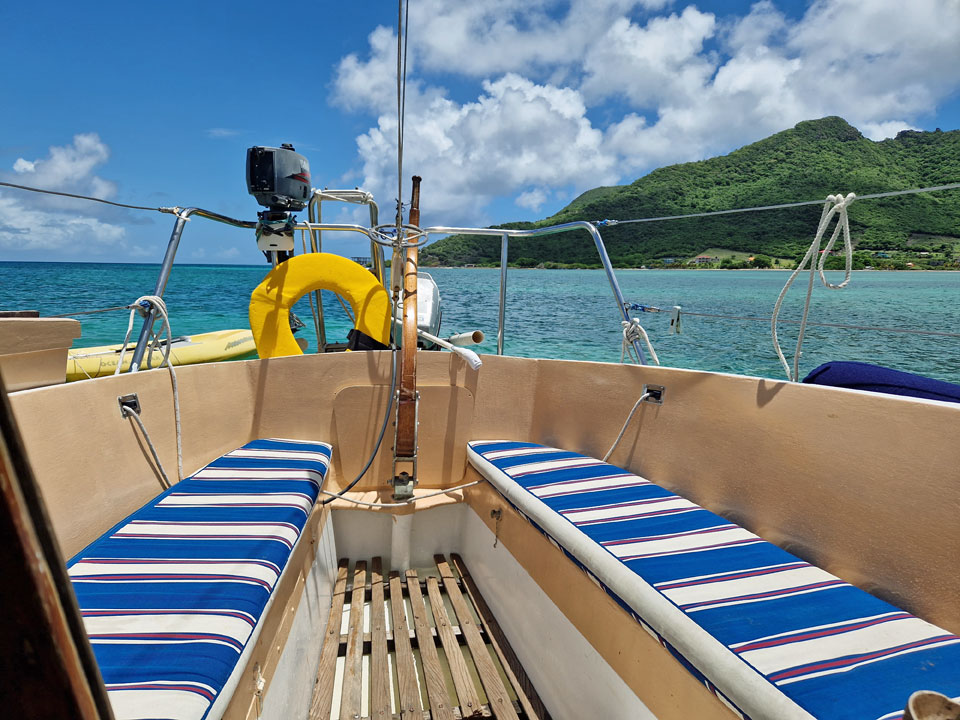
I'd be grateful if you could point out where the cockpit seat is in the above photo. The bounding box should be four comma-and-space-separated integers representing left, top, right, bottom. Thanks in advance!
468, 440, 960, 720
67, 438, 332, 720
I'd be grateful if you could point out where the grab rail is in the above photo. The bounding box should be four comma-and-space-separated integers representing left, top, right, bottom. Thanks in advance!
129, 209, 383, 372
421, 222, 647, 363
132, 210, 646, 370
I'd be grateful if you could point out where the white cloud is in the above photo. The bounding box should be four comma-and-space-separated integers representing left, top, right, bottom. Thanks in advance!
516, 187, 550, 212
0, 194, 125, 251
334, 0, 960, 224
589, 0, 960, 172
581, 8, 717, 107
0, 134, 127, 252
725, 0, 785, 53
353, 74, 618, 225
860, 121, 918, 141
206, 128, 241, 138
406, 0, 670, 79
13, 133, 114, 196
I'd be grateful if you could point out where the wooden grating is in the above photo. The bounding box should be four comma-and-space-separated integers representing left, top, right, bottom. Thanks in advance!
309, 554, 550, 720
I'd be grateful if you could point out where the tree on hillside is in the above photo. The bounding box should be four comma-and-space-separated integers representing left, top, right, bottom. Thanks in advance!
751, 254, 772, 268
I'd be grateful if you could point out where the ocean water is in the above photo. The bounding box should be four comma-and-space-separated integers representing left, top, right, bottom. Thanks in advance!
1, 261, 958, 383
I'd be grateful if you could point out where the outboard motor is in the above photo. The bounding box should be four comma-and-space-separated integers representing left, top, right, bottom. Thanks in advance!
246, 144, 311, 261
417, 273, 442, 348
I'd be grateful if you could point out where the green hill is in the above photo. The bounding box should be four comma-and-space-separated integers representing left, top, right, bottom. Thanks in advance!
421, 117, 960, 268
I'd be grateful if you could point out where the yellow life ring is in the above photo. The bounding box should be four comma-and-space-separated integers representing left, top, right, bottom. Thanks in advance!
249, 253, 391, 358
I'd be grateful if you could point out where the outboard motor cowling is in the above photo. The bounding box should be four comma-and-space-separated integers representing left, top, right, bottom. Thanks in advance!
246, 144, 311, 259
246, 144, 311, 211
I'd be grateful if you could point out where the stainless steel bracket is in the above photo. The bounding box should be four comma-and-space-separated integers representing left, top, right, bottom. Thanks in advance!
391, 390, 420, 501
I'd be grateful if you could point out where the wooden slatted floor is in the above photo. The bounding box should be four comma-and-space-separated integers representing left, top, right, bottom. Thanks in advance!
309, 554, 551, 720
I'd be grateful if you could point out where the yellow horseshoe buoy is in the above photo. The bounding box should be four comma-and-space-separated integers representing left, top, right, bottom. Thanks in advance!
249, 253, 391, 358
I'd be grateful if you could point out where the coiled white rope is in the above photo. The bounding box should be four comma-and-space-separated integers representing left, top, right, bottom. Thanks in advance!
771, 193, 856, 381
116, 296, 183, 482
621, 318, 660, 365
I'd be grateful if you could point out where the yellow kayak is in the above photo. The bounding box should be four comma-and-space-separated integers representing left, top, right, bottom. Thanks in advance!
66, 329, 257, 381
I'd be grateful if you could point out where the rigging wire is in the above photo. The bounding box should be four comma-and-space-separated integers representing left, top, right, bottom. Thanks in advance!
594, 181, 960, 226
0, 180, 166, 212
676, 311, 960, 340
396, 0, 410, 229
49, 304, 135, 317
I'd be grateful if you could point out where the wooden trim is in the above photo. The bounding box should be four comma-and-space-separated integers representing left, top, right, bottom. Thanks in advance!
427, 575, 482, 716
396, 175, 422, 459
309, 558, 349, 720
340, 561, 367, 719
370, 557, 392, 719
406, 568, 455, 720
224, 505, 333, 719
451, 554, 550, 720
390, 571, 423, 718
436, 555, 518, 720
316, 555, 541, 720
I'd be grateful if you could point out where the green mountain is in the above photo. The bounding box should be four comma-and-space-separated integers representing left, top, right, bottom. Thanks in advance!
421, 117, 960, 268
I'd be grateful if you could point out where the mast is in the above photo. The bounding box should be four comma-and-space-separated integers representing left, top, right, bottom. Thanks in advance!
393, 176, 421, 499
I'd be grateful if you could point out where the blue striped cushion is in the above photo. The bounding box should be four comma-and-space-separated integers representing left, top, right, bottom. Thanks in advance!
468, 440, 960, 720
68, 438, 332, 720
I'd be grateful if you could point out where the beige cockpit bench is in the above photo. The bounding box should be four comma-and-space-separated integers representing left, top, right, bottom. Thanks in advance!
67, 438, 332, 720
468, 440, 960, 720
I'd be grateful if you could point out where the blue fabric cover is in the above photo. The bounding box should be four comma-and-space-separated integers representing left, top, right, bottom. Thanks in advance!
68, 438, 332, 720
802, 361, 960, 404
468, 440, 960, 720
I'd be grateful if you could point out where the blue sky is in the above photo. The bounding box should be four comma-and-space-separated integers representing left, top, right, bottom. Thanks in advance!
1, 0, 958, 264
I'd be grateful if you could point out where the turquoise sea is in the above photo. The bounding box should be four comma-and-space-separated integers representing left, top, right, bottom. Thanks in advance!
1, 261, 958, 383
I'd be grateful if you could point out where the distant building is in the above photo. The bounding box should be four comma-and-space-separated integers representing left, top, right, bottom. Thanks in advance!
690, 255, 718, 265
661, 258, 675, 265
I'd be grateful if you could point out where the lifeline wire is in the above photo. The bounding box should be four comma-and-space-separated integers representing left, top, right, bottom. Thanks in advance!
677, 311, 960, 340
0, 180, 164, 212
595, 182, 960, 227
49, 304, 135, 318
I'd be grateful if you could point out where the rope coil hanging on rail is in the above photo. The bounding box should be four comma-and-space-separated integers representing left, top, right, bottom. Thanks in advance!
621, 318, 660, 366
771, 192, 856, 381
116, 296, 183, 483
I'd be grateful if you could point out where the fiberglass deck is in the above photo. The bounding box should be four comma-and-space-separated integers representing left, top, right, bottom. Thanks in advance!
309, 554, 550, 720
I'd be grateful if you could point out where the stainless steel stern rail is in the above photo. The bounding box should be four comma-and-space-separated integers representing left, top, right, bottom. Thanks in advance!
423, 221, 647, 363
129, 209, 385, 372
